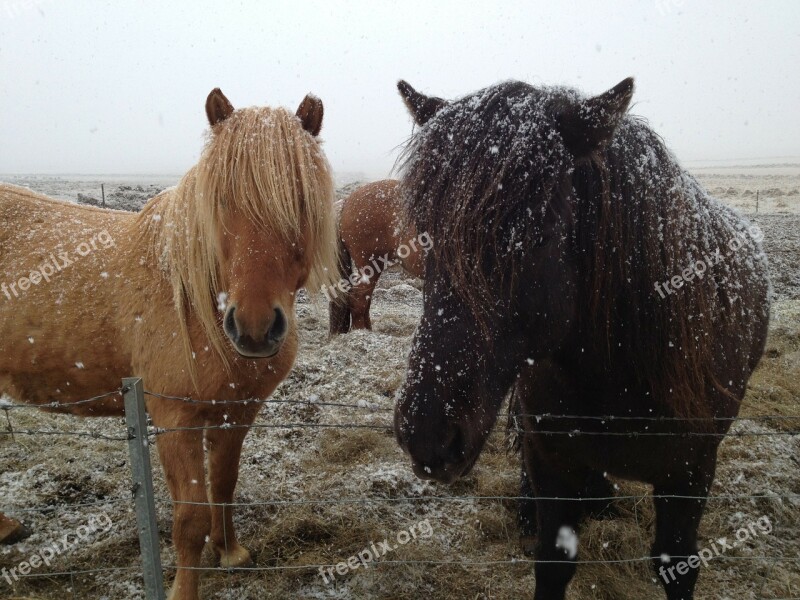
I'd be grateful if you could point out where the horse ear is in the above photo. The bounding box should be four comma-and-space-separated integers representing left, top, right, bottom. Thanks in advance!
558, 77, 634, 157
206, 88, 235, 127
296, 94, 324, 136
397, 80, 446, 126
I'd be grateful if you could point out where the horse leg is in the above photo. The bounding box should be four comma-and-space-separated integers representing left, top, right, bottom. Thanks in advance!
328, 296, 352, 335
518, 444, 538, 555
579, 470, 618, 520
206, 426, 252, 568
156, 428, 208, 600
518, 462, 612, 559
529, 452, 584, 600
329, 237, 353, 334
0, 512, 30, 544
651, 457, 716, 600
349, 277, 377, 330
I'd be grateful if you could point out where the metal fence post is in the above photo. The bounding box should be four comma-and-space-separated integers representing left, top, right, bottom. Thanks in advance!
123, 377, 166, 600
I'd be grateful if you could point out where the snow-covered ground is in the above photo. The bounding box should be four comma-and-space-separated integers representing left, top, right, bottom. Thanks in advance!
1, 173, 798, 599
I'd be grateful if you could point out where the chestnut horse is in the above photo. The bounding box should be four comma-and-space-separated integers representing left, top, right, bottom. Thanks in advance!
328, 179, 425, 333
393, 79, 769, 599
0, 89, 337, 600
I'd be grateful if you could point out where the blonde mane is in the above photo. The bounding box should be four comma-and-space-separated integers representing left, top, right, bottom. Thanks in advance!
137, 106, 338, 379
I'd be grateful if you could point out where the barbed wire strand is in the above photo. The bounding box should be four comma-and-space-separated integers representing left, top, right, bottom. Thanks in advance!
11, 554, 796, 581
2, 385, 798, 595
158, 554, 800, 571
154, 492, 800, 508
0, 428, 130, 441
140, 422, 800, 437
0, 389, 123, 411
3, 422, 798, 440
4, 491, 797, 519
142, 390, 800, 424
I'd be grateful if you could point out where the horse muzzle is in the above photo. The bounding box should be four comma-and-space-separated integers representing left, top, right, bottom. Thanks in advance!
223, 304, 288, 358
394, 406, 480, 484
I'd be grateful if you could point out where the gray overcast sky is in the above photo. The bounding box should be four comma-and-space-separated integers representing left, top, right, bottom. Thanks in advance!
1, 0, 798, 177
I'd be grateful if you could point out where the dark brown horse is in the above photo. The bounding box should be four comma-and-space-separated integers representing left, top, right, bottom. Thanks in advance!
393, 78, 769, 599
328, 179, 426, 333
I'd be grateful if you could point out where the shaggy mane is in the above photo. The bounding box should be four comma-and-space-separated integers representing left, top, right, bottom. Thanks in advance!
400, 81, 768, 421
137, 106, 337, 379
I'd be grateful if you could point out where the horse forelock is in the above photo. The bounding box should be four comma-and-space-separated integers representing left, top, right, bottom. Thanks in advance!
137, 105, 338, 381
399, 81, 575, 322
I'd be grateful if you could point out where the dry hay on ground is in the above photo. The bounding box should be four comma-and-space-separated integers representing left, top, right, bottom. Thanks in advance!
1, 174, 798, 598
1, 272, 797, 599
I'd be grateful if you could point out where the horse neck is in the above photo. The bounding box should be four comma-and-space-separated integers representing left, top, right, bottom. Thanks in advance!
131, 169, 202, 265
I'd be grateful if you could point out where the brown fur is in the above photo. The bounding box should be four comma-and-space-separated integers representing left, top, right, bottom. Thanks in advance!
0, 89, 337, 600
295, 94, 324, 137
0, 513, 29, 545
329, 180, 424, 333
205, 88, 235, 126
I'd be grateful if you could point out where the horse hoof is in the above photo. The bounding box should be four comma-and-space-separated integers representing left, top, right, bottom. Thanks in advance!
218, 544, 253, 568
0, 521, 32, 545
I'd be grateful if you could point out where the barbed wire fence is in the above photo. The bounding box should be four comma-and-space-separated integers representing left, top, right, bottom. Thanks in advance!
1, 377, 799, 599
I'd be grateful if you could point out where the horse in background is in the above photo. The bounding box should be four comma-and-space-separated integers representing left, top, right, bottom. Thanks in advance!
393, 78, 769, 599
0, 89, 337, 600
328, 179, 426, 333
0, 514, 29, 545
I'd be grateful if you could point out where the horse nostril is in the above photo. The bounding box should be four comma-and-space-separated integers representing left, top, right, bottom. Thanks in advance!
267, 307, 287, 342
444, 426, 465, 464
223, 305, 238, 340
